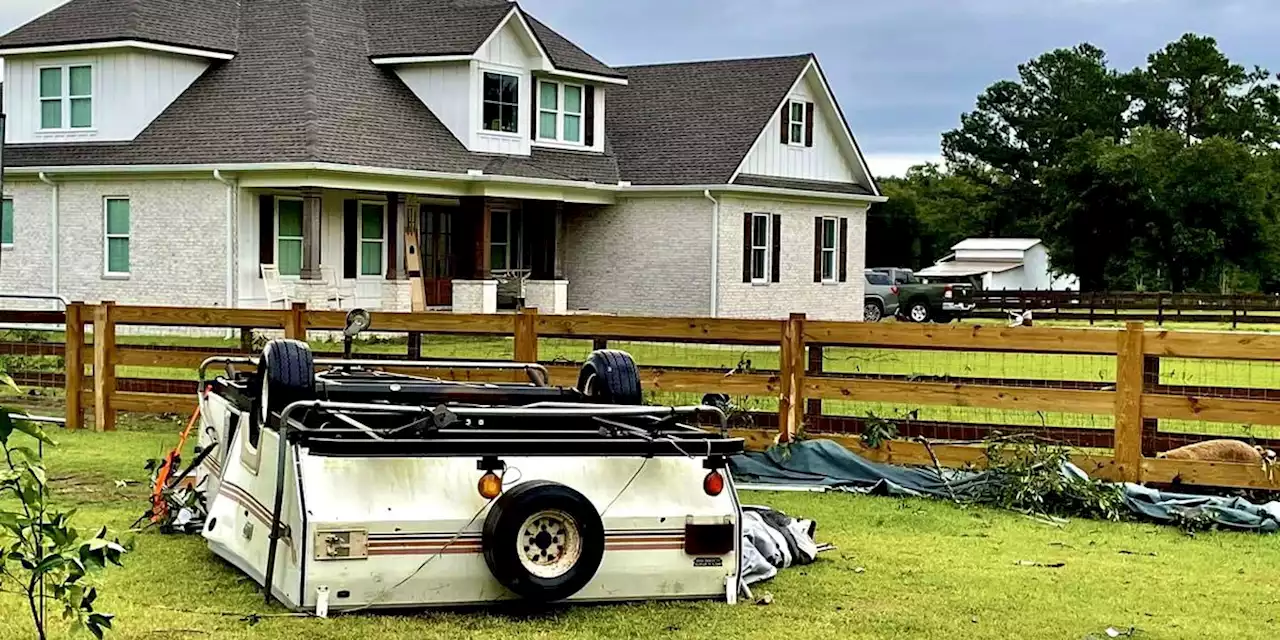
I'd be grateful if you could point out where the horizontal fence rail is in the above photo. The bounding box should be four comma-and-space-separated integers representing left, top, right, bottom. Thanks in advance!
3, 301, 1280, 491
971, 290, 1280, 327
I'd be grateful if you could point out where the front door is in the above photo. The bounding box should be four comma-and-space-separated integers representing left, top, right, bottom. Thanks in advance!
420, 208, 454, 307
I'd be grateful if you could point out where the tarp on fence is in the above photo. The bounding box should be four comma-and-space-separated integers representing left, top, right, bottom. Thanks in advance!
730, 439, 1280, 533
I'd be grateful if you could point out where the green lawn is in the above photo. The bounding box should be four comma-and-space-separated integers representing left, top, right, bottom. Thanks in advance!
1, 405, 1278, 640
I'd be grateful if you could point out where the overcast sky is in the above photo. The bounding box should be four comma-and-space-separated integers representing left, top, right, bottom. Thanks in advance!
4, 0, 1279, 176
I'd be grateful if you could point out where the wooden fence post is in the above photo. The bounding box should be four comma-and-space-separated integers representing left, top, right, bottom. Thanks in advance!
407, 332, 422, 360
1113, 321, 1145, 483
514, 307, 539, 363
93, 301, 116, 433
1141, 355, 1160, 456
63, 302, 85, 431
778, 313, 806, 443
285, 302, 307, 341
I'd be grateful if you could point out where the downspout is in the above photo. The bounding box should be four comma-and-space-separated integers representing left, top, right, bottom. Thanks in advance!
703, 189, 720, 318
213, 170, 236, 309
38, 173, 58, 298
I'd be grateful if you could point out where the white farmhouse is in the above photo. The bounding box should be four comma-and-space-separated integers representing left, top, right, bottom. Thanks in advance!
0, 0, 883, 320
917, 238, 1079, 291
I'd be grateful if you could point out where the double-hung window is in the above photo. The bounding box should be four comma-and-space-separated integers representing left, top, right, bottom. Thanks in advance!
820, 217, 839, 282
750, 213, 771, 282
786, 100, 806, 146
104, 198, 130, 276
482, 72, 520, 134
489, 210, 524, 272
1, 199, 13, 247
537, 80, 584, 144
276, 198, 305, 277
359, 202, 386, 277
40, 65, 93, 130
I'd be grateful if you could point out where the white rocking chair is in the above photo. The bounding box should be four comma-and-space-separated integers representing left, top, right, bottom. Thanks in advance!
260, 264, 293, 309
320, 266, 355, 310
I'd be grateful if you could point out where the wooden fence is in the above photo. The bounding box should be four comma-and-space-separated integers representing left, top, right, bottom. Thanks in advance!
971, 290, 1280, 326
5, 301, 1280, 491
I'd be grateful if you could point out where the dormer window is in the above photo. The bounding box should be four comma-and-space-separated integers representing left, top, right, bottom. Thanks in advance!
39, 65, 93, 130
482, 72, 520, 134
786, 100, 805, 146
537, 80, 584, 144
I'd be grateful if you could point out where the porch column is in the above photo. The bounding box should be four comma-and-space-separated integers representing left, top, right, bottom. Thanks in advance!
461, 196, 491, 280
385, 192, 406, 280
300, 189, 323, 280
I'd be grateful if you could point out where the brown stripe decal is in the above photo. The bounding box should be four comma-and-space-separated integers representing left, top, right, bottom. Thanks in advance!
360, 531, 688, 557
219, 482, 273, 526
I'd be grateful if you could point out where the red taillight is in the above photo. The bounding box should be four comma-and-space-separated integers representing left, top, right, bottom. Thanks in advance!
891, 285, 899, 295
703, 470, 725, 496
944, 285, 954, 299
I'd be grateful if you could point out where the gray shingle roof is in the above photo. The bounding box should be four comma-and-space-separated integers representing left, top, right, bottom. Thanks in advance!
364, 0, 514, 58
734, 174, 873, 196
0, 0, 241, 54
524, 13, 623, 79
607, 55, 812, 186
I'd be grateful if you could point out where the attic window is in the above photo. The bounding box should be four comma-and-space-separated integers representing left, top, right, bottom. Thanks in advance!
786, 100, 806, 146
483, 72, 520, 134
39, 65, 93, 130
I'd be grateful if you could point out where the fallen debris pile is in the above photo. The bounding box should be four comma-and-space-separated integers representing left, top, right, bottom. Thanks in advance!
731, 439, 1280, 533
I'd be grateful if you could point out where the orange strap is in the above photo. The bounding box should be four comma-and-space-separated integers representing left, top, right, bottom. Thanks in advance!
151, 403, 201, 522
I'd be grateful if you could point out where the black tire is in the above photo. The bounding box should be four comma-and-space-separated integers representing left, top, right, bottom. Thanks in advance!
864, 299, 884, 323
482, 480, 606, 602
905, 299, 932, 323
257, 339, 315, 422
577, 350, 642, 405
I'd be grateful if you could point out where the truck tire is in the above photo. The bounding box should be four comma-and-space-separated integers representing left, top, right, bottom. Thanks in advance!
577, 350, 642, 405
482, 480, 606, 602
864, 299, 884, 322
905, 299, 932, 323
257, 339, 315, 423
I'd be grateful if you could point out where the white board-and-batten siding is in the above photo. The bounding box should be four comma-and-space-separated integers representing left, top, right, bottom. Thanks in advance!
2, 49, 208, 144
735, 74, 857, 184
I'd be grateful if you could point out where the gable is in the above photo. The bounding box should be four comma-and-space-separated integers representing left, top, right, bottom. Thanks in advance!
732, 61, 877, 194
476, 12, 543, 69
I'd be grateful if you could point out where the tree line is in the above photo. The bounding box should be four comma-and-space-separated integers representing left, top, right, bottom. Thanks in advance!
870, 34, 1280, 293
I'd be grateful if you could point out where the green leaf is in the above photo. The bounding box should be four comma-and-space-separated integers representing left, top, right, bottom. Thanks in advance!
0, 409, 14, 444
0, 374, 19, 394
12, 418, 56, 446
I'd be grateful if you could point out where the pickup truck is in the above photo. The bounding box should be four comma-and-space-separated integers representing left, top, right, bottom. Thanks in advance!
869, 268, 976, 323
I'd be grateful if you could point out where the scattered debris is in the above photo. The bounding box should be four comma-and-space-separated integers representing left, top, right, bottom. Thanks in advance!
755, 593, 774, 606
1118, 550, 1157, 557
1015, 560, 1066, 568
1105, 626, 1138, 637
853, 567, 866, 574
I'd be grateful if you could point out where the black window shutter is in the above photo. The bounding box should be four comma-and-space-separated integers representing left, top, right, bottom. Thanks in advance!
343, 200, 358, 279
770, 214, 782, 283
258, 195, 274, 273
813, 217, 823, 283
742, 213, 753, 283
584, 85, 596, 147
780, 103, 789, 144
531, 83, 539, 140
805, 102, 815, 147
839, 217, 849, 282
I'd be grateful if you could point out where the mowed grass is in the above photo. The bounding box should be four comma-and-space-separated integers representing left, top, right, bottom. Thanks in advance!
0, 404, 1278, 640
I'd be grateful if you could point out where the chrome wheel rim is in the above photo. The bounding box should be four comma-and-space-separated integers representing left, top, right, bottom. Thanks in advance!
517, 509, 583, 579
910, 305, 929, 322
865, 305, 882, 322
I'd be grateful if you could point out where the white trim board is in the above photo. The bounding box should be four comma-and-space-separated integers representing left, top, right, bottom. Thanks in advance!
0, 40, 234, 60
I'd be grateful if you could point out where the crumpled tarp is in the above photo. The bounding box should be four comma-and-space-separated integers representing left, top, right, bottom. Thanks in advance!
740, 506, 819, 585
731, 439, 1280, 533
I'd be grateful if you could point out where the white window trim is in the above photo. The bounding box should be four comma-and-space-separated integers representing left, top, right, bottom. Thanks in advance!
1, 198, 13, 249
102, 197, 130, 278
490, 209, 522, 273
357, 200, 388, 279
820, 216, 839, 283
275, 196, 305, 279
750, 212, 772, 284
786, 99, 807, 147
481, 70, 522, 137
536, 79, 585, 146
38, 64, 95, 132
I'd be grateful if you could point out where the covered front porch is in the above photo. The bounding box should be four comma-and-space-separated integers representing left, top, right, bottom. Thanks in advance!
237, 189, 574, 314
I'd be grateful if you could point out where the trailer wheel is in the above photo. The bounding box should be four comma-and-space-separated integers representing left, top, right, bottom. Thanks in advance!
257, 339, 315, 423
483, 480, 605, 602
577, 350, 642, 405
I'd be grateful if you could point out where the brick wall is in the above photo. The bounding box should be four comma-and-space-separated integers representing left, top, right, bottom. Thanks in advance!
716, 195, 867, 321
562, 196, 714, 317
0, 178, 231, 307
